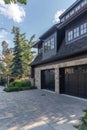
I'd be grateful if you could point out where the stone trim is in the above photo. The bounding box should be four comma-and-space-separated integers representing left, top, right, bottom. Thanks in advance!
34, 57, 87, 93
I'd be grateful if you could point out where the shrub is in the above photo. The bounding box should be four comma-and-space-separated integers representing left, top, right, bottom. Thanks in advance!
76, 111, 87, 130
4, 80, 37, 92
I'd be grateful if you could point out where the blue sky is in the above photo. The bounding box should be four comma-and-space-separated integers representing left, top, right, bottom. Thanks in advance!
0, 0, 76, 51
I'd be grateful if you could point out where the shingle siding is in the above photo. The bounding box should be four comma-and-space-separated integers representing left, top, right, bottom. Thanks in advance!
58, 36, 87, 57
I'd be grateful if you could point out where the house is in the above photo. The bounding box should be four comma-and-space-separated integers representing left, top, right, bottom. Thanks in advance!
30, 0, 87, 99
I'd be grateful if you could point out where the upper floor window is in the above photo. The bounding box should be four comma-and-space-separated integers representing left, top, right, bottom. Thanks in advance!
38, 48, 42, 54
44, 42, 48, 52
67, 22, 87, 43
61, 17, 65, 22
70, 10, 74, 16
74, 27, 79, 38
68, 30, 73, 41
48, 41, 51, 50
75, 4, 81, 12
80, 23, 87, 35
51, 37, 55, 49
81, 0, 87, 7
44, 36, 55, 53
66, 14, 69, 19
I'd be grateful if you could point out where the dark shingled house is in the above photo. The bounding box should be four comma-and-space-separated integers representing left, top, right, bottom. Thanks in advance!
30, 0, 87, 99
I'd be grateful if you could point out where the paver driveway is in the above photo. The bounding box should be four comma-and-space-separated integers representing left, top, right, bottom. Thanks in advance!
0, 87, 87, 130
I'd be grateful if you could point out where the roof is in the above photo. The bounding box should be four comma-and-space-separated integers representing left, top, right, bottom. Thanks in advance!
32, 24, 59, 48
30, 35, 87, 66
39, 24, 59, 40
58, 5, 87, 29
59, 0, 81, 19
32, 40, 42, 48
30, 54, 42, 66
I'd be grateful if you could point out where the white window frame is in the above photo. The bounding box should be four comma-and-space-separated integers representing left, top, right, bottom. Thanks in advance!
51, 37, 55, 49
81, 0, 87, 7
67, 30, 73, 41
80, 23, 87, 35
74, 27, 79, 38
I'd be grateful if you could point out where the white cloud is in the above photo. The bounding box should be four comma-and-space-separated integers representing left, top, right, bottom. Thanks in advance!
0, 29, 8, 40
0, 29, 10, 45
0, 0, 25, 23
54, 9, 65, 23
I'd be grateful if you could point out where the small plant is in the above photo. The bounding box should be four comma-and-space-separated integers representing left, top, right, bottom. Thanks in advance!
76, 110, 87, 130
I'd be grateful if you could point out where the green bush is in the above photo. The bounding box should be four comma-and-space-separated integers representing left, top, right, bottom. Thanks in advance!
4, 80, 37, 92
76, 111, 87, 130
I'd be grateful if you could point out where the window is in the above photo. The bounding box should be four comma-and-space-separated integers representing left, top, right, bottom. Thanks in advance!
61, 17, 65, 22
67, 22, 87, 43
51, 37, 55, 49
66, 14, 69, 19
44, 36, 55, 52
75, 4, 81, 12
74, 27, 79, 38
48, 41, 51, 50
68, 30, 73, 41
44, 42, 48, 52
81, 0, 87, 7
70, 10, 74, 16
65, 68, 74, 74
38, 48, 42, 54
80, 23, 87, 35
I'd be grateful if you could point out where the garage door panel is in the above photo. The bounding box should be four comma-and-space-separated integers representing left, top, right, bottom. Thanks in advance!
60, 65, 87, 99
41, 69, 55, 91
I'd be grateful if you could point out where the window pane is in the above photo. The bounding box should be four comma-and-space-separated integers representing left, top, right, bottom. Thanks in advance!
80, 23, 87, 35
74, 27, 79, 38
81, 0, 87, 7
66, 14, 69, 19
75, 4, 80, 12
48, 41, 51, 50
67, 30, 73, 41
70, 10, 74, 16
44, 42, 48, 52
51, 38, 55, 49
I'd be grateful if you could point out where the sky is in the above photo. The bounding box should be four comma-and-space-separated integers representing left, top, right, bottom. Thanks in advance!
0, 0, 76, 51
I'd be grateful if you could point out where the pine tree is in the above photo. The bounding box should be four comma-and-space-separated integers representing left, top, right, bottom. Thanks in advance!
4, 0, 26, 4
11, 26, 23, 78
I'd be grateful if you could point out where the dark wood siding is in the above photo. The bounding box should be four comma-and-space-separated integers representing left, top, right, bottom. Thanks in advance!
41, 69, 55, 91
60, 65, 87, 99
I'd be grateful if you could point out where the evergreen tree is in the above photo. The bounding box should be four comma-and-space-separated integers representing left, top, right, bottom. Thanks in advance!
20, 34, 36, 76
2, 41, 13, 76
4, 0, 26, 4
11, 26, 23, 78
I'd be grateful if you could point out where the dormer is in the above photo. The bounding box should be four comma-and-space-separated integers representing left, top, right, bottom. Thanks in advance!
39, 24, 58, 60
32, 24, 58, 60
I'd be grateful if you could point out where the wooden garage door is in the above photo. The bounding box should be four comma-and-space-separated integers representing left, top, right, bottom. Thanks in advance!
65, 66, 87, 98
60, 66, 87, 99
41, 69, 55, 91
